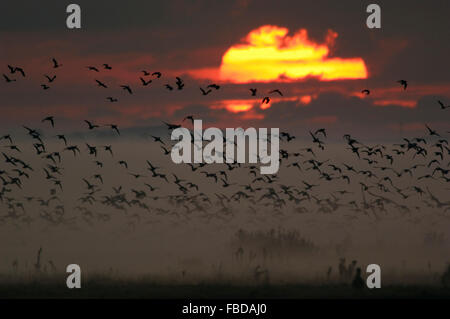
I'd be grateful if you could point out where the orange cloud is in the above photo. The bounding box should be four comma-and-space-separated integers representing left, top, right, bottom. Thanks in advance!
299, 95, 313, 105
373, 99, 417, 108
226, 102, 254, 113
219, 25, 368, 83
211, 99, 256, 113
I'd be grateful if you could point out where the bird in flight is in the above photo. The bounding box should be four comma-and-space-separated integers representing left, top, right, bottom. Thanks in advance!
1, 135, 13, 144
56, 134, 67, 145
105, 124, 120, 135
87, 66, 99, 72
14, 67, 25, 77
42, 116, 55, 128
45, 75, 56, 83
103, 64, 112, 70
106, 97, 118, 102
120, 85, 133, 94
425, 124, 440, 137
207, 84, 220, 90
361, 89, 370, 95
280, 132, 295, 142
151, 136, 165, 145
176, 77, 185, 90
95, 80, 108, 88
3, 74, 16, 83
269, 89, 283, 96
163, 121, 181, 130
140, 77, 152, 86
118, 160, 128, 169
84, 120, 99, 130
8, 65, 25, 77
249, 88, 257, 96
103, 145, 114, 156
64, 145, 80, 156
262, 97, 270, 104
152, 72, 162, 78
200, 87, 212, 95
315, 128, 327, 138
437, 100, 449, 110
165, 84, 174, 91
397, 80, 408, 90
52, 58, 62, 68
183, 115, 194, 124
160, 146, 170, 155
142, 70, 150, 76
41, 84, 50, 90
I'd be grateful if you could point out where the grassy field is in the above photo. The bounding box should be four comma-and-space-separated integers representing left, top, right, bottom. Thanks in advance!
1, 277, 450, 299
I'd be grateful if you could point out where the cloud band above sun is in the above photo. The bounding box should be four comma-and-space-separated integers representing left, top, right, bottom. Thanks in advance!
219, 25, 368, 83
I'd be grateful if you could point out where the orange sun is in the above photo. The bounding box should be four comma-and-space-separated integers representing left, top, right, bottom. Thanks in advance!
219, 25, 368, 83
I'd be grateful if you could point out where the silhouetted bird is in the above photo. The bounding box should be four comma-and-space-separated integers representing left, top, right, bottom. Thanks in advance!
56, 134, 67, 145
397, 80, 408, 90
207, 84, 220, 90
200, 87, 212, 95
84, 120, 99, 130
183, 116, 194, 124
3, 74, 16, 83
262, 97, 270, 104
8, 65, 25, 77
140, 77, 152, 86
176, 77, 185, 90
42, 116, 55, 128
118, 160, 128, 169
161, 146, 170, 155
87, 66, 99, 72
52, 58, 62, 68
163, 122, 181, 130
151, 136, 165, 145
437, 100, 449, 110
269, 89, 283, 96
44, 75, 56, 82
14, 67, 25, 77
315, 128, 327, 138
106, 124, 120, 135
95, 80, 107, 88
1, 135, 13, 144
425, 124, 440, 137
120, 85, 133, 94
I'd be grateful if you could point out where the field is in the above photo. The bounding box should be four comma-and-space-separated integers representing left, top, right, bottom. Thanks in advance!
1, 276, 450, 299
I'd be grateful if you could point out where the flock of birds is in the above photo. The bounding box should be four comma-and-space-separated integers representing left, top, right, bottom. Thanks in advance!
1, 58, 450, 228
6, 58, 449, 109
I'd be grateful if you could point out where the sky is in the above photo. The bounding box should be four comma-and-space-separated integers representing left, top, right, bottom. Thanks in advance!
0, 0, 449, 140
1, 1, 450, 285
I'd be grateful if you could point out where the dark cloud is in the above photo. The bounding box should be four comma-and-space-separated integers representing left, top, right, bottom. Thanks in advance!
256, 92, 448, 141
0, 1, 448, 140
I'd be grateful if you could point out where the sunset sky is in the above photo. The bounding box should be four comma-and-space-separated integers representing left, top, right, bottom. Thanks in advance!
0, 0, 449, 140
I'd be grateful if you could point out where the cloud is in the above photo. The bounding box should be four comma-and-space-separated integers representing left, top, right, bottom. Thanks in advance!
373, 99, 417, 108
218, 25, 368, 83
251, 92, 449, 141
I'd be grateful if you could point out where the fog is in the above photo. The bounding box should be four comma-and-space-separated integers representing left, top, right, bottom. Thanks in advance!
0, 134, 449, 285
